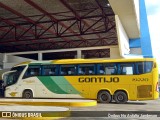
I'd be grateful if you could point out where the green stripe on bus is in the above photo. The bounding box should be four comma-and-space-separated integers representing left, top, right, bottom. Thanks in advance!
51, 76, 80, 94
37, 76, 68, 94
37, 76, 80, 94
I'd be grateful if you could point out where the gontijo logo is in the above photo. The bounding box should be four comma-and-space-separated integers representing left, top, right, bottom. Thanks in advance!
78, 77, 119, 83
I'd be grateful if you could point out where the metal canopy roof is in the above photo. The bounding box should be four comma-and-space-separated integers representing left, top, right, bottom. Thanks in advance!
0, 0, 117, 56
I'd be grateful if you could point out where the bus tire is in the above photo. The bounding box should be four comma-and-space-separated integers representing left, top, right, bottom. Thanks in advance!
114, 91, 128, 104
22, 90, 33, 99
97, 91, 112, 103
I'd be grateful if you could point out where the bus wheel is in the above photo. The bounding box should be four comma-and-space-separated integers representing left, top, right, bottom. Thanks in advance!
22, 90, 33, 99
97, 91, 111, 103
114, 91, 128, 104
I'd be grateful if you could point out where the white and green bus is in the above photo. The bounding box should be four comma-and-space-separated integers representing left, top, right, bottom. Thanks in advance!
2, 58, 159, 103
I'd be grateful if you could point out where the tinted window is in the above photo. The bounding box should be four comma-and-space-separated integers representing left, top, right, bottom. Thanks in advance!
119, 63, 134, 75
145, 61, 153, 73
136, 61, 153, 74
78, 64, 95, 75
42, 65, 57, 76
24, 65, 41, 78
4, 72, 20, 86
11, 66, 26, 73
60, 65, 77, 75
10, 66, 26, 80
98, 64, 117, 75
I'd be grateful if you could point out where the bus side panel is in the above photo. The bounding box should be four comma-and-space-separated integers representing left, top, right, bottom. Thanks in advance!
5, 78, 36, 98
65, 76, 90, 98
36, 76, 83, 98
22, 76, 67, 98
129, 85, 137, 100
66, 76, 113, 99
92, 83, 113, 99
152, 63, 159, 100
111, 74, 153, 101
132, 73, 155, 100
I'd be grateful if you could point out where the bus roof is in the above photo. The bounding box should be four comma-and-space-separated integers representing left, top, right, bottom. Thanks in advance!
13, 58, 156, 67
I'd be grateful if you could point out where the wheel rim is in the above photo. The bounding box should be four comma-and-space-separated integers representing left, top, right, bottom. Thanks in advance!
117, 94, 124, 101
101, 94, 108, 101
25, 92, 31, 98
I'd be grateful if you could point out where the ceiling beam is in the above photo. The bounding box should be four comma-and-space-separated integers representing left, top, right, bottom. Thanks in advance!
6, 45, 118, 55
60, 0, 104, 39
24, 0, 88, 43
0, 16, 35, 37
0, 2, 71, 43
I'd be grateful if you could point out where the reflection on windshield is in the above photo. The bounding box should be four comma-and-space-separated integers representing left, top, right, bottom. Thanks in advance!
4, 65, 26, 86
5, 72, 18, 86
3, 71, 19, 86
11, 66, 26, 72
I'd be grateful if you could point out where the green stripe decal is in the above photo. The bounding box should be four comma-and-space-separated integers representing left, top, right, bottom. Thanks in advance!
37, 76, 80, 94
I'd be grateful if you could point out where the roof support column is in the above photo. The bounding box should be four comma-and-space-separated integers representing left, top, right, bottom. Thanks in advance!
38, 52, 43, 61
2, 53, 8, 69
77, 50, 82, 59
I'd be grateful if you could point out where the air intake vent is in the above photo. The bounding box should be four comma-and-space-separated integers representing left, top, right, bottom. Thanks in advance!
137, 85, 152, 98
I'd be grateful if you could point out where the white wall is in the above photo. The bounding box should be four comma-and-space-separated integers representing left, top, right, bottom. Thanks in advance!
110, 47, 122, 59
0, 44, 122, 69
133, 0, 140, 30
74, 46, 121, 59
0, 53, 35, 69
115, 15, 130, 57
7, 55, 33, 63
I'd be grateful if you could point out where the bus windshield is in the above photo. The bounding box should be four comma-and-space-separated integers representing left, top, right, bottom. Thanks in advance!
3, 65, 26, 86
3, 71, 19, 86
11, 65, 26, 72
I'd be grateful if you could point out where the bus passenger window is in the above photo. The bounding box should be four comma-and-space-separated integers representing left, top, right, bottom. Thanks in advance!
24, 65, 41, 78
60, 69, 67, 75
78, 64, 95, 75
42, 65, 56, 76
136, 62, 153, 74
60, 65, 77, 75
137, 64, 144, 74
29, 68, 40, 76
68, 68, 75, 75
78, 68, 84, 75
145, 62, 153, 73
107, 65, 116, 74
85, 68, 90, 75
99, 69, 105, 74
98, 65, 105, 74
98, 64, 117, 75
119, 63, 134, 75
